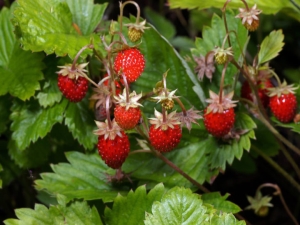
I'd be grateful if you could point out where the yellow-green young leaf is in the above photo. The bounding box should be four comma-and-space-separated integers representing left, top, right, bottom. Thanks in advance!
258, 30, 285, 65
12, 0, 106, 58
168, 0, 297, 15
35, 151, 129, 202
105, 184, 165, 225
0, 6, 44, 100
3, 200, 102, 225
10, 99, 68, 151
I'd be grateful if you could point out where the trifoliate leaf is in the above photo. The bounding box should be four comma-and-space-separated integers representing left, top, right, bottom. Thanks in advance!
258, 30, 285, 65
8, 139, 52, 168
37, 55, 63, 108
10, 99, 68, 151
201, 192, 241, 214
144, 187, 208, 225
105, 184, 165, 225
0, 96, 11, 134
191, 10, 248, 91
4, 199, 102, 225
123, 141, 218, 189
168, 0, 296, 15
12, 0, 105, 58
64, 98, 97, 150
0, 6, 44, 101
35, 151, 129, 202
207, 113, 256, 170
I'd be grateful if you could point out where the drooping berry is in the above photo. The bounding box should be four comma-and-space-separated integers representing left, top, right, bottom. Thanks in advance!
125, 20, 149, 43
114, 48, 145, 83
235, 4, 262, 31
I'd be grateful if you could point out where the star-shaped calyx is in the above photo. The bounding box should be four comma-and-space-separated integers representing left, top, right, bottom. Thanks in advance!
235, 4, 262, 31
206, 90, 238, 114
93, 119, 123, 140
149, 109, 181, 131
177, 107, 202, 131
194, 54, 215, 81
267, 80, 298, 97
57, 63, 89, 79
245, 191, 273, 216
114, 89, 143, 110
213, 47, 233, 65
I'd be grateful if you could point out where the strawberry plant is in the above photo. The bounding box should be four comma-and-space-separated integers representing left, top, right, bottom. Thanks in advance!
0, 0, 300, 224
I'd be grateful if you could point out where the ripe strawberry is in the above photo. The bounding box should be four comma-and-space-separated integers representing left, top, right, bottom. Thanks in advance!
114, 90, 143, 130
97, 131, 130, 169
58, 75, 88, 102
114, 48, 145, 83
148, 110, 182, 152
57, 63, 89, 102
204, 90, 237, 137
241, 79, 273, 107
115, 106, 141, 130
268, 81, 298, 123
94, 120, 130, 169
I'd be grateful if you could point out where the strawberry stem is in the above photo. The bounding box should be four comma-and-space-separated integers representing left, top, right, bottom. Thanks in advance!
218, 61, 229, 103
174, 97, 187, 116
268, 69, 282, 86
119, 1, 141, 37
221, 0, 232, 47
122, 73, 130, 103
71, 44, 94, 71
105, 95, 113, 129
240, 0, 250, 11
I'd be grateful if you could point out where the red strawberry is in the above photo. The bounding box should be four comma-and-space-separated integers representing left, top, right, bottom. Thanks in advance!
241, 79, 273, 107
148, 110, 182, 152
204, 108, 235, 137
57, 63, 89, 102
204, 90, 237, 137
94, 120, 130, 169
115, 106, 141, 130
268, 81, 298, 123
58, 75, 88, 102
114, 48, 145, 83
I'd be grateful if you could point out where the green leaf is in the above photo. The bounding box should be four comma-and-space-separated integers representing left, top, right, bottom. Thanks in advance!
64, 0, 108, 35
144, 7, 176, 40
207, 113, 256, 170
271, 116, 300, 134
0, 6, 44, 100
105, 184, 165, 225
4, 199, 102, 225
168, 0, 297, 15
191, 10, 248, 93
201, 192, 241, 214
133, 22, 206, 109
8, 139, 52, 168
258, 30, 285, 65
35, 151, 128, 202
0, 96, 11, 134
10, 99, 68, 151
37, 55, 63, 108
64, 98, 97, 150
12, 0, 105, 58
123, 141, 217, 189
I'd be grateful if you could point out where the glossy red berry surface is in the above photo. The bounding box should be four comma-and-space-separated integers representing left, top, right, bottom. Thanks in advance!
149, 124, 182, 153
58, 75, 88, 102
269, 93, 297, 123
114, 105, 141, 130
114, 48, 145, 83
203, 108, 235, 137
97, 131, 130, 169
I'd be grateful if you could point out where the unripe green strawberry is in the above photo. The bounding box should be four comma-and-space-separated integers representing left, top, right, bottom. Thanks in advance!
128, 27, 143, 42
269, 93, 297, 123
114, 105, 141, 130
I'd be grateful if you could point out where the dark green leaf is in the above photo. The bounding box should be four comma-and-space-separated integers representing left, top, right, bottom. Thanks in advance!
258, 30, 285, 65
0, 6, 44, 100
64, 99, 97, 150
12, 0, 104, 58
271, 116, 300, 134
4, 199, 102, 225
10, 99, 68, 151
105, 184, 165, 225
35, 151, 129, 202
144, 7, 176, 40
0, 96, 11, 134
201, 192, 241, 214
168, 0, 297, 15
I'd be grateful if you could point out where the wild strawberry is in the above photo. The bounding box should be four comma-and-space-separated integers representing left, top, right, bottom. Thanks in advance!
114, 90, 143, 130
235, 4, 262, 31
149, 110, 182, 152
268, 81, 298, 123
94, 119, 130, 169
125, 20, 149, 43
57, 63, 89, 102
241, 79, 273, 108
203, 91, 238, 137
114, 48, 145, 83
